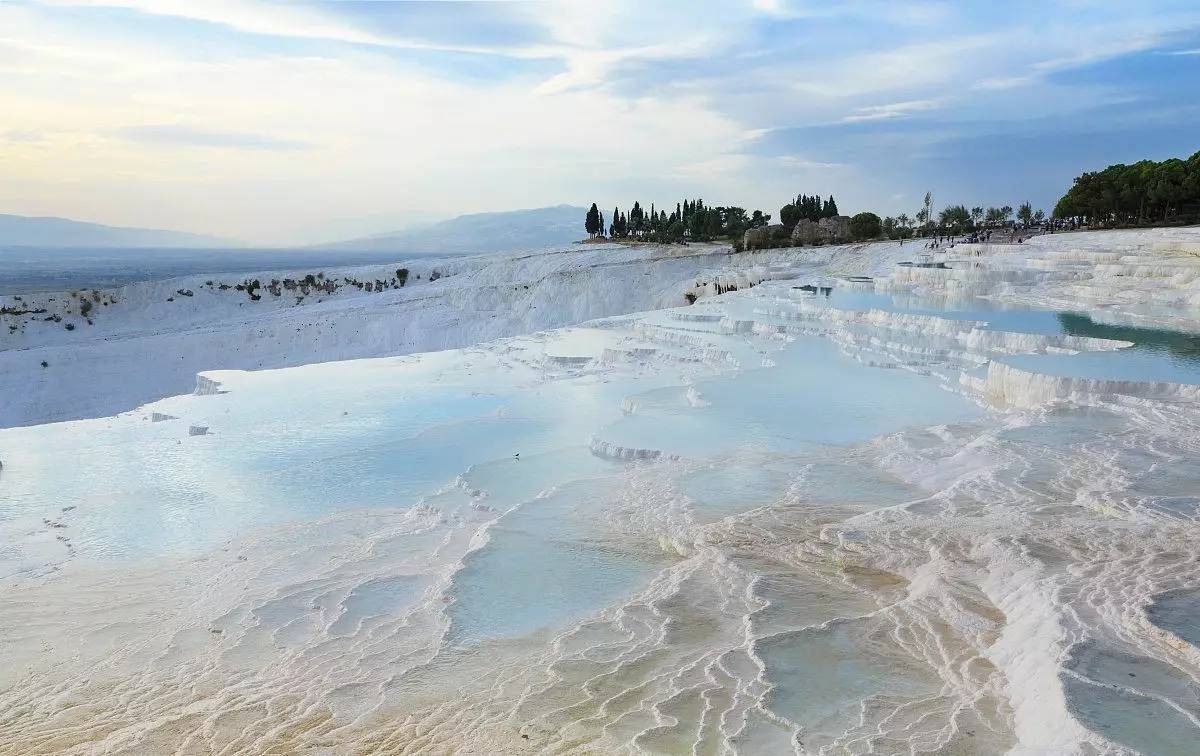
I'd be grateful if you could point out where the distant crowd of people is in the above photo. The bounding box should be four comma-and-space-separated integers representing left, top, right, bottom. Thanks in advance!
916, 227, 1037, 251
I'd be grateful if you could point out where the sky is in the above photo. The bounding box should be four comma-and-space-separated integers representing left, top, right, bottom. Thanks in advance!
2, 0, 1199, 246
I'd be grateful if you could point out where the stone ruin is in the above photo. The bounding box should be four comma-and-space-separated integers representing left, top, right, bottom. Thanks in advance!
791, 216, 851, 246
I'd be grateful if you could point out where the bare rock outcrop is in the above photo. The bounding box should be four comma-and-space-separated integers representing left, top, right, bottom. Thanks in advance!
790, 219, 825, 245
743, 224, 788, 250
790, 215, 852, 246
820, 215, 851, 242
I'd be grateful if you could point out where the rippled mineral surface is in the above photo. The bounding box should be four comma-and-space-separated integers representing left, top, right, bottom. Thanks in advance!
3, 233, 1200, 754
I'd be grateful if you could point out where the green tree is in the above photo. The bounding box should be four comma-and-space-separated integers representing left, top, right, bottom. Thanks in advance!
849, 212, 882, 240
939, 204, 971, 232
613, 211, 627, 238
705, 209, 722, 239
1053, 195, 1075, 220
585, 203, 600, 237
689, 206, 712, 240
721, 207, 750, 239
630, 201, 646, 237
780, 203, 800, 228
1017, 202, 1033, 226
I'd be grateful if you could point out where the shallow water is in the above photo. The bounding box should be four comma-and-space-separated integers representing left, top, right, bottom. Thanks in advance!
2, 247, 1199, 754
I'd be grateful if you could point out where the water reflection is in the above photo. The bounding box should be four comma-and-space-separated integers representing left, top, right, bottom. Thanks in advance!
1057, 313, 1200, 366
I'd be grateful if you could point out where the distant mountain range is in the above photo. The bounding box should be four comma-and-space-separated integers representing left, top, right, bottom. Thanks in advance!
0, 213, 231, 248
0, 205, 589, 254
321, 205, 587, 254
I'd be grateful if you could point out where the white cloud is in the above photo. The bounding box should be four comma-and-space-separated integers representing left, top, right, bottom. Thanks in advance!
972, 75, 1035, 91
778, 155, 846, 169
791, 35, 1006, 100
751, 0, 793, 17
524, 0, 746, 94
0, 5, 748, 243
840, 99, 941, 123
4, 0, 1199, 243
41, 0, 399, 46
40, 0, 544, 56
112, 124, 309, 150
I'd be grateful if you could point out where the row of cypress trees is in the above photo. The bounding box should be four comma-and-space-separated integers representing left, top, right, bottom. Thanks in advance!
779, 194, 839, 226
585, 200, 771, 243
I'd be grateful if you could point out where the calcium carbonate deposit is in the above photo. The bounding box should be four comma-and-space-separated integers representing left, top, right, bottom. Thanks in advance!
1, 228, 1199, 754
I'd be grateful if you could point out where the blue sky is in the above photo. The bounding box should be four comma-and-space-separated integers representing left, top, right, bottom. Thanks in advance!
1, 0, 1198, 245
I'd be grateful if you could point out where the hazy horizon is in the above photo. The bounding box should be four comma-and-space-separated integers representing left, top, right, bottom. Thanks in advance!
3, 0, 1198, 246
0, 204, 582, 249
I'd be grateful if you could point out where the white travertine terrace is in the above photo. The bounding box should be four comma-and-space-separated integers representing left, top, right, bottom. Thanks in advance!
1, 227, 1199, 754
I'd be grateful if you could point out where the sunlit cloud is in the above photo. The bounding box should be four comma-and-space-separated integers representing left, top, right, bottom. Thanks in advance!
113, 124, 310, 151
1, 0, 1197, 244
3, 130, 48, 143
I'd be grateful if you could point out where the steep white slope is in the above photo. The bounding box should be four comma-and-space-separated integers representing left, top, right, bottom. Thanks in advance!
10, 226, 1194, 428
1, 241, 901, 427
